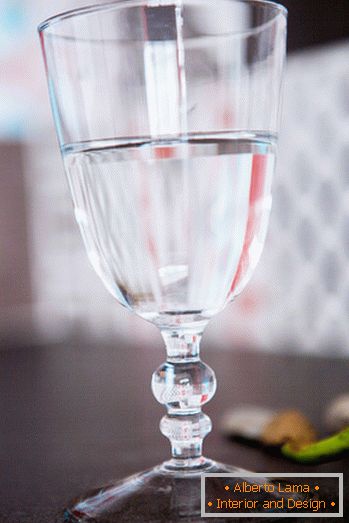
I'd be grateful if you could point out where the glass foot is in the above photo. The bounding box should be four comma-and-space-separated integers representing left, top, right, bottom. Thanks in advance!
64, 459, 254, 522
64, 459, 306, 522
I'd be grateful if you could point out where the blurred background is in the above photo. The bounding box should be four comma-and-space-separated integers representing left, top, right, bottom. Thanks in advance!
1, 0, 348, 355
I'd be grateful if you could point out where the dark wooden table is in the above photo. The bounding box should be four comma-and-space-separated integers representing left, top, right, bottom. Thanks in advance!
1, 341, 348, 522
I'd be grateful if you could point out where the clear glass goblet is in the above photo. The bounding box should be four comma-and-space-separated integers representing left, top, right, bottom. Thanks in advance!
39, 1, 287, 520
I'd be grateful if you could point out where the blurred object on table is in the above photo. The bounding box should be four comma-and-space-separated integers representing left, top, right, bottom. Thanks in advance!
326, 395, 349, 432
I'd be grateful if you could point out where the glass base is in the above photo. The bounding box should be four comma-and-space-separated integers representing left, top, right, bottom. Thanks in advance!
64, 459, 291, 522
64, 459, 243, 522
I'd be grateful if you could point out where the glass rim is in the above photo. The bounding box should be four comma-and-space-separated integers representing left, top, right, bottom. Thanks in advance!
38, 0, 287, 38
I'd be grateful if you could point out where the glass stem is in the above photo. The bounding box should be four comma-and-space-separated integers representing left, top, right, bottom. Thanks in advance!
152, 327, 216, 470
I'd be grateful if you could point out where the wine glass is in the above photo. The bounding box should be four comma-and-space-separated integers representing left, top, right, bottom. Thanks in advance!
39, 0, 287, 520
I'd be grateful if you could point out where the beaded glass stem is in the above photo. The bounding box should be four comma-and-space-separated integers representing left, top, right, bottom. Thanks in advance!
153, 328, 216, 468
